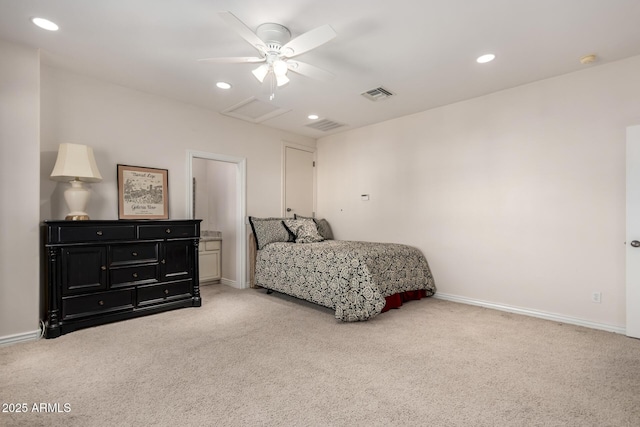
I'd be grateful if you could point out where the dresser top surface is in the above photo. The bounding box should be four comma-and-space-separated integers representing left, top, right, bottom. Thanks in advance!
44, 219, 202, 225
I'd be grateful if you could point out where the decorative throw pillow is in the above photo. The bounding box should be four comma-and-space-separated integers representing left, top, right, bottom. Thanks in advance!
294, 215, 334, 240
314, 218, 334, 240
283, 218, 324, 243
249, 217, 294, 250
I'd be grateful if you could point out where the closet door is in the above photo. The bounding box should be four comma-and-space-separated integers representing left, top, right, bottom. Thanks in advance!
283, 144, 315, 218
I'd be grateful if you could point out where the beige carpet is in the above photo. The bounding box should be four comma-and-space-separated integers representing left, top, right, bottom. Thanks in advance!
1, 284, 639, 427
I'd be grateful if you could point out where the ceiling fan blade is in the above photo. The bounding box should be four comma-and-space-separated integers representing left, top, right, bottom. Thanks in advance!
287, 61, 335, 81
281, 25, 336, 58
198, 56, 265, 64
217, 11, 266, 53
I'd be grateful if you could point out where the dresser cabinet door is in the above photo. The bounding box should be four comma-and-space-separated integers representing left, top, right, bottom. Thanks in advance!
161, 240, 193, 281
60, 246, 107, 295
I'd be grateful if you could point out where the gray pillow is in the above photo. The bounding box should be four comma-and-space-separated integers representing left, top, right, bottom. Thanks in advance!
295, 215, 334, 240
283, 218, 324, 243
249, 217, 293, 250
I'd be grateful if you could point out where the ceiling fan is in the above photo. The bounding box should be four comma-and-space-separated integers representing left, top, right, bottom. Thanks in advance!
199, 12, 337, 99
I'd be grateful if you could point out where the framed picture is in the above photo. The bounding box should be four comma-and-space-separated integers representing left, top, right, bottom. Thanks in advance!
117, 164, 169, 219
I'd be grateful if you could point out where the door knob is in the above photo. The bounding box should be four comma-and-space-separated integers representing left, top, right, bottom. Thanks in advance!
632, 241, 640, 247
286, 208, 292, 212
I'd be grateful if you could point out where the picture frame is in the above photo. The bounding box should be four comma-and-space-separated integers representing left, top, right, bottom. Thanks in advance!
117, 164, 169, 219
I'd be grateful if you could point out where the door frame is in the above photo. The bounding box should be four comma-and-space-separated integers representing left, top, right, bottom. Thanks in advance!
186, 150, 247, 289
626, 125, 640, 337
282, 141, 316, 217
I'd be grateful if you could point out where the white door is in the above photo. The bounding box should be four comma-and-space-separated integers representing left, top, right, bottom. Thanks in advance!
626, 125, 640, 338
284, 145, 315, 218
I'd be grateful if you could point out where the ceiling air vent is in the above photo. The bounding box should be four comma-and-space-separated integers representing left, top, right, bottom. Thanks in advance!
305, 119, 346, 132
361, 86, 395, 102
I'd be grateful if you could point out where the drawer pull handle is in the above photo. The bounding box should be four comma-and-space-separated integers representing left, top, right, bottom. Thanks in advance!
96, 231, 103, 236
164, 289, 169, 295
132, 252, 138, 256
165, 228, 171, 234
132, 273, 138, 278
101, 266, 106, 271
98, 300, 104, 306
161, 259, 166, 264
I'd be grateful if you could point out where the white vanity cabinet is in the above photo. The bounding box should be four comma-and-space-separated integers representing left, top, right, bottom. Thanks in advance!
199, 239, 221, 283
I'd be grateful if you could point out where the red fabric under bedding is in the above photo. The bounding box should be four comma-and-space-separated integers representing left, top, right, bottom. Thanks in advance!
382, 289, 427, 312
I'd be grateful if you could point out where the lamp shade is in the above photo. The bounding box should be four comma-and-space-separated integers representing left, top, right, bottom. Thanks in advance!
251, 64, 269, 83
276, 73, 290, 87
50, 143, 103, 183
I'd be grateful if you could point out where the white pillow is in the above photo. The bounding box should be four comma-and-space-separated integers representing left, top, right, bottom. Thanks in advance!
283, 218, 324, 243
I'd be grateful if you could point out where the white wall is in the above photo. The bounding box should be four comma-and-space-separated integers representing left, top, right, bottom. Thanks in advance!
317, 55, 640, 330
0, 40, 41, 341
40, 65, 315, 222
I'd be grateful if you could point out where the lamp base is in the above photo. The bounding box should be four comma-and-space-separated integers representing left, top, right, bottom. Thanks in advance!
65, 214, 90, 221
63, 179, 92, 221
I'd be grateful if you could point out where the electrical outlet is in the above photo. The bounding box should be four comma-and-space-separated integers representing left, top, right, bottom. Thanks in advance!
591, 292, 602, 303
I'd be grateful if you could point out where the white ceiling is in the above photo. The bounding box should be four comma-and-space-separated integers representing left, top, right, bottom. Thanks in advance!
2, 0, 640, 138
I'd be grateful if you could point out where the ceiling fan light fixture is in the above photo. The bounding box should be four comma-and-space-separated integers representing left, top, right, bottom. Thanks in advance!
273, 60, 288, 76
252, 64, 269, 83
276, 73, 290, 87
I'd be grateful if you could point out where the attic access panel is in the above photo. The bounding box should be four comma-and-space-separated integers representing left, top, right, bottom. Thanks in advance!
221, 97, 289, 123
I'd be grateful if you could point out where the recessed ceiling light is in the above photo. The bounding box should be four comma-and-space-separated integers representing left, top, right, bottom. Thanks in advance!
580, 54, 597, 65
308, 114, 319, 120
216, 82, 231, 89
477, 53, 495, 64
31, 17, 59, 31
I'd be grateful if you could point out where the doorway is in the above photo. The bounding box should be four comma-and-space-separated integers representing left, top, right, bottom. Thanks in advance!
187, 150, 246, 289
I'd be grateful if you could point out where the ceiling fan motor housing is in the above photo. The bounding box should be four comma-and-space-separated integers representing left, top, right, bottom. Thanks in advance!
256, 23, 291, 52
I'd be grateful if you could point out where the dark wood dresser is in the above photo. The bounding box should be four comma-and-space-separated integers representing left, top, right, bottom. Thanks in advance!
43, 219, 201, 338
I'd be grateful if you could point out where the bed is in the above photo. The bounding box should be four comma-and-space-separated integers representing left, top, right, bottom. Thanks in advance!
249, 216, 436, 321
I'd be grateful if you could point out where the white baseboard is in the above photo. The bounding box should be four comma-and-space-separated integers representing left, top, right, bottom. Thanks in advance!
220, 278, 240, 288
434, 292, 626, 335
0, 329, 41, 347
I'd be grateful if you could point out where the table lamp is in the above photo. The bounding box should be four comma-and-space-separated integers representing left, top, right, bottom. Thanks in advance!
50, 143, 103, 220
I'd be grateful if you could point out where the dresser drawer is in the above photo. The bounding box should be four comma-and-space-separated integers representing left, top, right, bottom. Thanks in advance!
62, 289, 134, 320
138, 224, 198, 239
137, 281, 192, 306
110, 264, 159, 287
54, 225, 136, 243
111, 243, 159, 265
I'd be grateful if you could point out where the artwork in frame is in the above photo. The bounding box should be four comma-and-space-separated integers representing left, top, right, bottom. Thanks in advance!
117, 164, 169, 219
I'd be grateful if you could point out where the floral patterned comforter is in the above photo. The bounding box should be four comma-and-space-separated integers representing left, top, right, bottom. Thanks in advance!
255, 240, 436, 321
